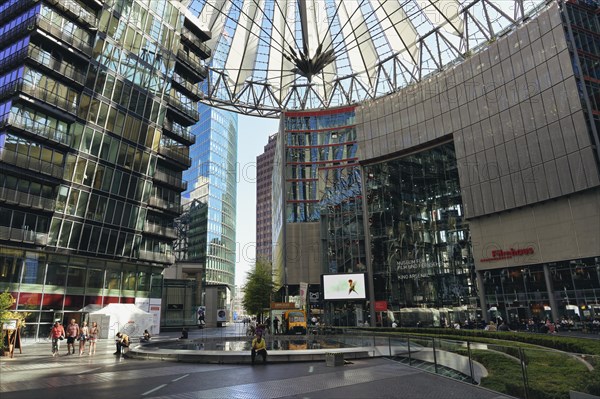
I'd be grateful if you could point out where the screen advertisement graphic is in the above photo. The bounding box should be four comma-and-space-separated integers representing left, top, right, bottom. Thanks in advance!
322, 273, 366, 300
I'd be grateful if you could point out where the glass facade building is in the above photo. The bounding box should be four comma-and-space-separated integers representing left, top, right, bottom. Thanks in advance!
364, 143, 476, 325
0, 0, 210, 339
183, 103, 238, 288
270, 0, 600, 329
354, 0, 600, 328
272, 107, 361, 299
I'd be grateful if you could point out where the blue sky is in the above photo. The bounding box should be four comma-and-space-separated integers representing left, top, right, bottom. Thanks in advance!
235, 114, 279, 286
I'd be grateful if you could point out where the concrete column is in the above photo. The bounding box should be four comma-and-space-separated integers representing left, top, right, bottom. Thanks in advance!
543, 264, 559, 322
359, 164, 376, 327
476, 270, 489, 323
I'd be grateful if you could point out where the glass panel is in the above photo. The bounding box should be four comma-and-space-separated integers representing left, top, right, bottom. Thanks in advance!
67, 266, 86, 289
22, 255, 45, 285
46, 262, 67, 288
0, 255, 22, 285
87, 268, 104, 290
105, 262, 121, 294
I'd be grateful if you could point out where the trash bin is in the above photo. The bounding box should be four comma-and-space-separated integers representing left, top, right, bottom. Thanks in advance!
326, 352, 344, 367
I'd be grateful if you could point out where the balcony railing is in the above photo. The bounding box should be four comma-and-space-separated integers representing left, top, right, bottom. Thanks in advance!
27, 45, 86, 86
180, 26, 211, 58
36, 14, 93, 56
167, 95, 199, 121
153, 169, 188, 190
0, 14, 35, 48
176, 49, 207, 81
143, 222, 177, 239
0, 226, 49, 245
0, 78, 79, 116
148, 196, 182, 214
138, 250, 175, 264
172, 72, 202, 100
0, 186, 56, 211
1, 112, 71, 147
46, 0, 98, 28
0, 0, 38, 25
0, 149, 64, 179
157, 145, 192, 167
163, 118, 195, 144
0, 46, 27, 73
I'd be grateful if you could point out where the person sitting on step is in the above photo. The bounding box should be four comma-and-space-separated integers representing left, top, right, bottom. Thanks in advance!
251, 329, 267, 364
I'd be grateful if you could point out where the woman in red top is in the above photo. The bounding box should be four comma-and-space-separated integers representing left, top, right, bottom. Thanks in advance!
49, 321, 65, 357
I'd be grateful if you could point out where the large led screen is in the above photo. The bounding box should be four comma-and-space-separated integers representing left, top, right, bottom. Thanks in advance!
322, 273, 367, 300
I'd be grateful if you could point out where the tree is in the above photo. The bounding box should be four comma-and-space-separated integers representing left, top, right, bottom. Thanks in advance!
0, 292, 26, 355
242, 259, 276, 321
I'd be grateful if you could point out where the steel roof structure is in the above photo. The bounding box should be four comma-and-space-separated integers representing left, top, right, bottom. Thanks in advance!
188, 0, 547, 117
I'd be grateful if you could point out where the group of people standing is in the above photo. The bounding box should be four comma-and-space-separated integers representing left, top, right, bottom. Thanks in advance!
50, 319, 99, 357
244, 316, 281, 336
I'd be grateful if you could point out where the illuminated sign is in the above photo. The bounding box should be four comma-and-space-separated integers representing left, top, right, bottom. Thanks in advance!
480, 247, 534, 262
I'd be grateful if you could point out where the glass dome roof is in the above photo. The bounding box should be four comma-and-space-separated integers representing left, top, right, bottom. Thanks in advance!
188, 0, 546, 117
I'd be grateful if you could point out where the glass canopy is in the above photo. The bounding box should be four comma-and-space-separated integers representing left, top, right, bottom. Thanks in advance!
188, 0, 546, 116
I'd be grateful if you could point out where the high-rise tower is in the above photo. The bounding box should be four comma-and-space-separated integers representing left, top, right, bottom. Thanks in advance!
183, 104, 238, 288
0, 0, 210, 338
256, 133, 277, 263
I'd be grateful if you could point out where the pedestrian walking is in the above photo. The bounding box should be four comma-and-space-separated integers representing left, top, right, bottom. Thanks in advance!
78, 321, 89, 355
88, 321, 99, 355
65, 319, 80, 355
49, 321, 65, 357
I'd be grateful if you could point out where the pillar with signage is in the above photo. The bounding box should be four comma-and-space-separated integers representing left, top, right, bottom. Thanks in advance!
2, 319, 22, 358
204, 285, 229, 327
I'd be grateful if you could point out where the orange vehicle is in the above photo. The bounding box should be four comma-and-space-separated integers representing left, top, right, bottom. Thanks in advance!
282, 309, 307, 335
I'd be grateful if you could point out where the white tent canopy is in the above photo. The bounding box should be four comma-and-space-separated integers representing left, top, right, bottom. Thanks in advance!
89, 304, 154, 340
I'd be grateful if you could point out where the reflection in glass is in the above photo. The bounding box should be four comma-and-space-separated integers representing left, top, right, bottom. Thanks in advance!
364, 143, 476, 311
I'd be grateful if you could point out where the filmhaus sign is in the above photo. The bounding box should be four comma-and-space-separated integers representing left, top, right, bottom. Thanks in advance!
480, 247, 535, 263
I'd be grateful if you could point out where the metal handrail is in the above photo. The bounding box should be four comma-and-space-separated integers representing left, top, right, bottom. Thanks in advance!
0, 148, 64, 178
27, 45, 86, 85
0, 186, 56, 211
2, 111, 71, 146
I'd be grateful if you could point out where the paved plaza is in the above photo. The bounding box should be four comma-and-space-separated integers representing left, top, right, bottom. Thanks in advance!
0, 325, 516, 399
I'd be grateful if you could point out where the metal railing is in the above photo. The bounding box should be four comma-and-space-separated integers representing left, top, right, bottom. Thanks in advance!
172, 72, 201, 99
176, 49, 207, 78
0, 0, 38, 26
1, 112, 72, 146
308, 329, 600, 399
180, 26, 211, 58
153, 169, 188, 190
27, 45, 86, 85
148, 196, 182, 214
0, 46, 27, 73
46, 0, 98, 28
36, 14, 93, 56
163, 119, 195, 144
0, 186, 56, 211
167, 94, 199, 121
138, 250, 175, 264
0, 149, 64, 179
0, 15, 34, 48
0, 78, 79, 115
0, 226, 48, 245
143, 222, 177, 239
157, 145, 192, 167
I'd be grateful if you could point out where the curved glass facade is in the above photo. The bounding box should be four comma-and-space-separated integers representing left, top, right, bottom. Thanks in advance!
184, 104, 238, 288
364, 143, 476, 317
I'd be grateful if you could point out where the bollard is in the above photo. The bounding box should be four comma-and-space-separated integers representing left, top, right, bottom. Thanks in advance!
326, 352, 344, 366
